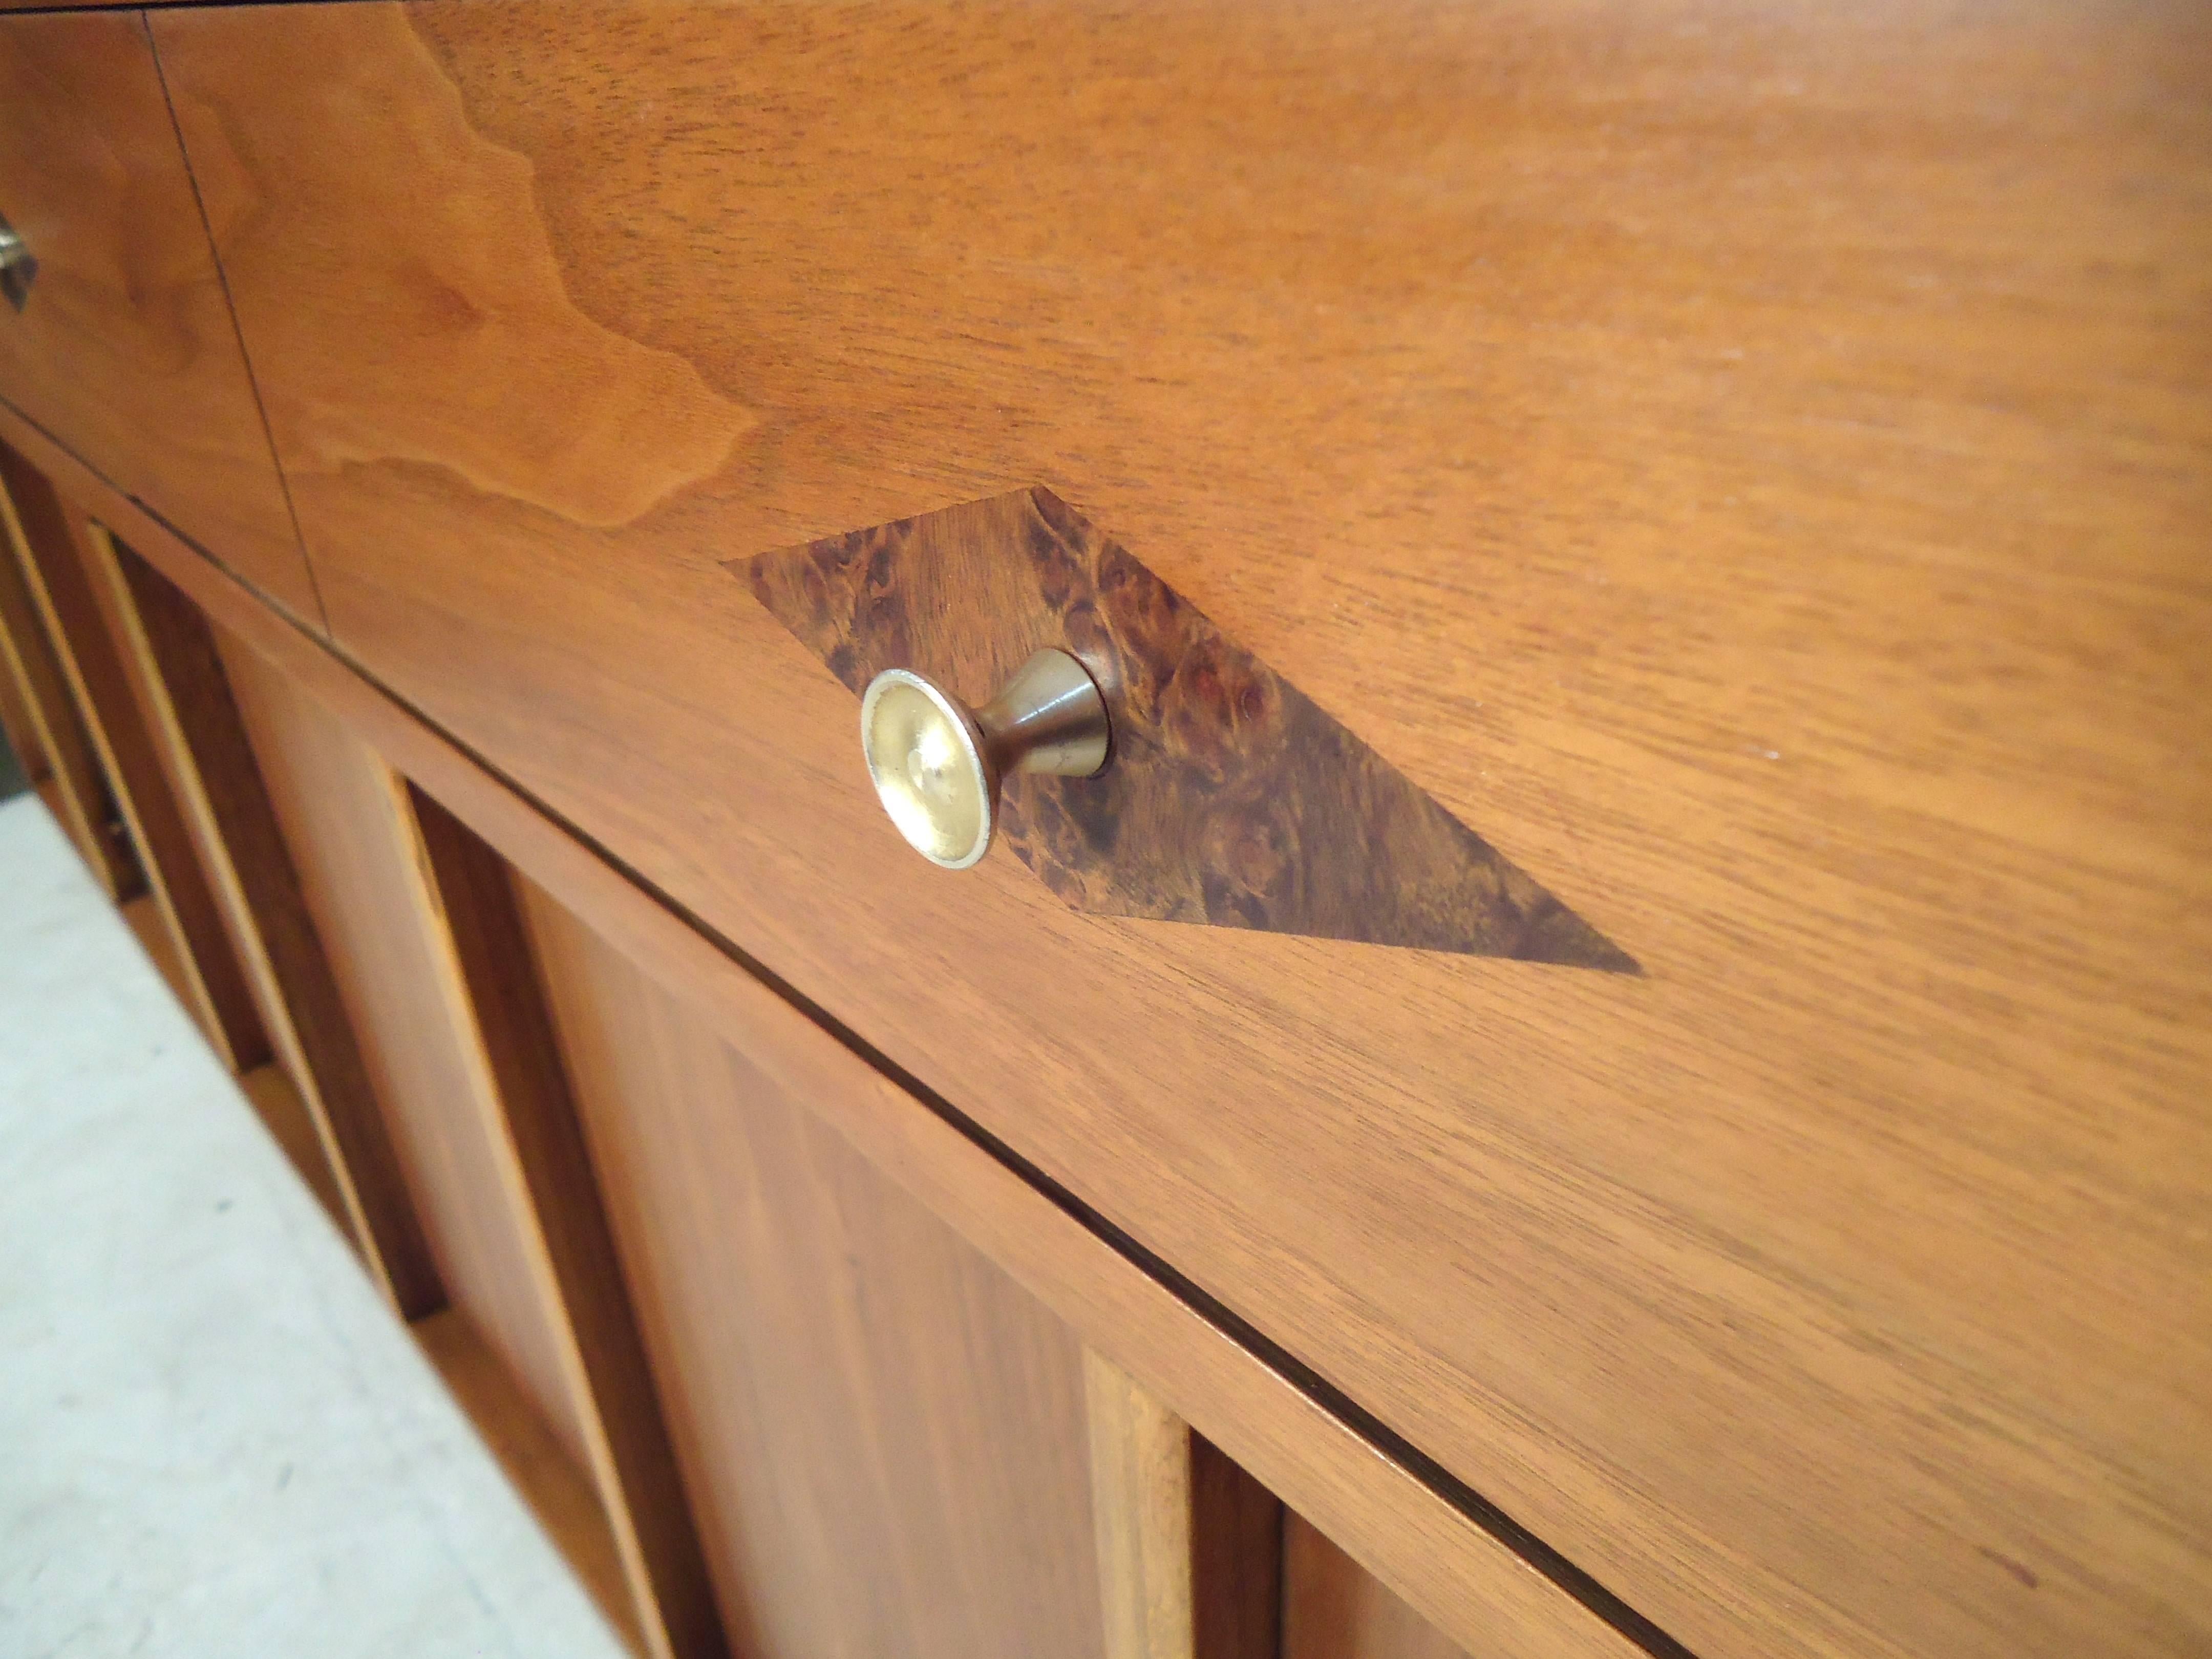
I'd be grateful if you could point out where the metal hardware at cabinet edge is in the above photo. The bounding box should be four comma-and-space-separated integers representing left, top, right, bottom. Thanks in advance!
0, 217, 36, 312
859, 648, 1111, 870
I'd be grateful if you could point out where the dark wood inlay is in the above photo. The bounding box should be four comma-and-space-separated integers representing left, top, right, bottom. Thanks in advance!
741, 488, 1634, 969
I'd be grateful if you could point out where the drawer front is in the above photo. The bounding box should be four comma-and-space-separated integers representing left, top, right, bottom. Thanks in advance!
150, 6, 2212, 1659
0, 12, 313, 625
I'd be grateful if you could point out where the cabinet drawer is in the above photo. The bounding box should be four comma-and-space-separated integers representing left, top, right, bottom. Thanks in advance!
0, 11, 312, 625
148, 6, 2212, 1659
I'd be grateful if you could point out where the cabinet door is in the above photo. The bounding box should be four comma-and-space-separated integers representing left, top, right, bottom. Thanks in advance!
0, 12, 313, 623
515, 871, 1109, 1658
221, 640, 585, 1449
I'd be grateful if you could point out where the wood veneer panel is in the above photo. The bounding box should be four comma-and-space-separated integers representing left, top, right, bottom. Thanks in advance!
414, 1306, 646, 1656
1088, 1352, 1200, 1659
0, 398, 1648, 1659
0, 474, 126, 892
752, 490, 1631, 965
407, 788, 722, 1659
236, 1062, 350, 1237
1285, 1516, 1472, 1659
82, 522, 313, 1091
218, 636, 586, 1465
0, 12, 313, 624
153, 6, 2212, 1657
93, 538, 436, 1312
119, 889, 193, 1020
0, 446, 263, 1071
104, 519, 702, 1654
0, 593, 44, 784
1086, 1350, 1283, 1659
514, 872, 1109, 1659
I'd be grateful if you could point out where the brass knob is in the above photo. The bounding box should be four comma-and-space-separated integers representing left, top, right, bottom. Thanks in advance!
0, 216, 35, 312
859, 648, 1110, 869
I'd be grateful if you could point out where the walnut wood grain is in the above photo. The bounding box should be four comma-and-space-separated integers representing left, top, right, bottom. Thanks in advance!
221, 636, 597, 1445
0, 460, 131, 895
750, 490, 1632, 965
0, 582, 46, 784
0, 12, 313, 624
1190, 1434, 1284, 1659
408, 788, 725, 1659
1087, 1350, 1200, 1659
107, 11, 2212, 1653
0, 401, 1652, 1659
0, 445, 265, 1071
108, 542, 442, 1316
1285, 1515, 1471, 1659
1085, 1351, 1283, 1659
517, 871, 1112, 1659
413, 1306, 648, 1656
83, 527, 359, 1226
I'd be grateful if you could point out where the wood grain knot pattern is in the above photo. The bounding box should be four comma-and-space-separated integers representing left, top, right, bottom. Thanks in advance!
741, 488, 1634, 969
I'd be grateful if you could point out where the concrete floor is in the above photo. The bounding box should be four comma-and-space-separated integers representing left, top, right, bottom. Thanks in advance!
0, 795, 627, 1658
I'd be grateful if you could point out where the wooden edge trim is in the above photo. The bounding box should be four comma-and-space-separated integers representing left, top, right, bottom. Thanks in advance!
76, 522, 370, 1242
411, 1306, 648, 1651
103, 533, 444, 1318
236, 1061, 355, 1233
1087, 1347, 1202, 1659
0, 396, 1662, 1659
0, 448, 261, 1066
0, 552, 51, 783
71, 518, 278, 1070
0, 450, 133, 893
402, 783, 726, 1659
1088, 1347, 1286, 1659
1192, 1429, 1289, 1659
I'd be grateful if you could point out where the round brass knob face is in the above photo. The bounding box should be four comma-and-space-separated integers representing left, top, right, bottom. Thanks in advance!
860, 671, 994, 868
859, 649, 1110, 870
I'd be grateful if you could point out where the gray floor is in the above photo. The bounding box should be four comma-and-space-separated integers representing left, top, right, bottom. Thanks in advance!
0, 795, 627, 1658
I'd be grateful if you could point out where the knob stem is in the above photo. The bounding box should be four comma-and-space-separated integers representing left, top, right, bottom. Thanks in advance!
975, 647, 1111, 779
859, 648, 1110, 869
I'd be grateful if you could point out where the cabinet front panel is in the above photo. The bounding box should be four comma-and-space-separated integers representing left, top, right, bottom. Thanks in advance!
222, 638, 591, 1470
1285, 1515, 1471, 1659
151, 6, 2212, 1658
514, 870, 1109, 1659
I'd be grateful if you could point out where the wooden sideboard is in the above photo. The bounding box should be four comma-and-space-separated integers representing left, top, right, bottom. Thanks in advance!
1, 5, 2205, 1658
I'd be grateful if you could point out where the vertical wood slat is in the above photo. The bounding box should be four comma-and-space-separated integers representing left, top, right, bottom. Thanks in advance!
0, 445, 262, 1069
1086, 1347, 1284, 1659
1090, 1349, 1204, 1659
237, 1060, 356, 1235
74, 523, 364, 1239
0, 453, 134, 896
412, 1306, 646, 1642
0, 573, 48, 784
83, 516, 686, 1649
404, 786, 726, 1659
95, 536, 443, 1318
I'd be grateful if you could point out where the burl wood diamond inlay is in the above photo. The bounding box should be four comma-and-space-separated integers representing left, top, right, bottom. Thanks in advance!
737, 487, 1635, 969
